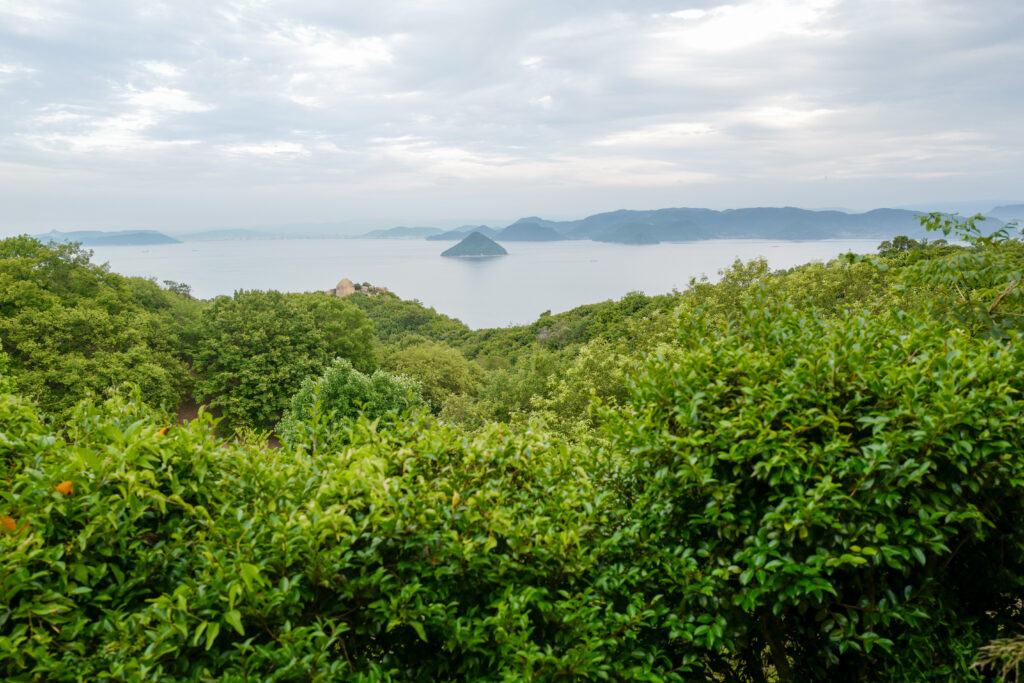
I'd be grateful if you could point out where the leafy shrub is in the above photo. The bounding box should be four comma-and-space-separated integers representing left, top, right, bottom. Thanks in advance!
0, 384, 645, 680
276, 358, 426, 452
603, 298, 1024, 680
902, 212, 1024, 336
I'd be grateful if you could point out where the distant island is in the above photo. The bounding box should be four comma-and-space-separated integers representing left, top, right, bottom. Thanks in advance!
494, 221, 563, 241
426, 225, 498, 241
35, 230, 181, 246
494, 207, 940, 244
441, 231, 508, 258
360, 226, 444, 239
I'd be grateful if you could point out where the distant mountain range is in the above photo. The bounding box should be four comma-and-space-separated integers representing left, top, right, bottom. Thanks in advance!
426, 225, 498, 241
494, 221, 563, 241
373, 206, 999, 245
360, 226, 444, 239
989, 205, 1024, 222
36, 230, 181, 246
502, 207, 939, 244
176, 229, 275, 241
31, 204, 1018, 247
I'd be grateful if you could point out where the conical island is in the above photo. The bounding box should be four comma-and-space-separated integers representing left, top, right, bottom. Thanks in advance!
441, 231, 508, 258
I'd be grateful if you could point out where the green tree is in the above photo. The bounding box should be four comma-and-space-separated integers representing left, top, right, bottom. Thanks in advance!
384, 341, 483, 410
528, 338, 637, 438
192, 291, 375, 432
276, 357, 425, 452
0, 236, 200, 418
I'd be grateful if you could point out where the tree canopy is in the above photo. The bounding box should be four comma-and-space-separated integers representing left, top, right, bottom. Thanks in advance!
193, 290, 376, 431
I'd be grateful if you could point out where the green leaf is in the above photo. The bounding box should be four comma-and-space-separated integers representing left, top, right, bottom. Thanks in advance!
224, 609, 245, 636
239, 563, 260, 592
205, 621, 221, 651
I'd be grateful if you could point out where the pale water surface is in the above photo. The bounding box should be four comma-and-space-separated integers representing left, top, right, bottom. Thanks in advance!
89, 238, 880, 329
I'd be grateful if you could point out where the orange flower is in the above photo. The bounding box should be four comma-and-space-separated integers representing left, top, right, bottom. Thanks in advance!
1, 515, 15, 532
55, 481, 74, 496
157, 426, 170, 436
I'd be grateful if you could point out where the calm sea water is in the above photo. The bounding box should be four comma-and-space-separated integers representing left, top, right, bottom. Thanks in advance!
89, 238, 880, 329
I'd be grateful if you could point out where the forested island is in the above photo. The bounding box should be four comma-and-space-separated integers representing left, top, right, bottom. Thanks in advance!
440, 231, 508, 258
34, 229, 181, 246
2, 214, 1024, 680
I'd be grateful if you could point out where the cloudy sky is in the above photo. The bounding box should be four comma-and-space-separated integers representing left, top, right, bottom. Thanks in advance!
0, 0, 1021, 234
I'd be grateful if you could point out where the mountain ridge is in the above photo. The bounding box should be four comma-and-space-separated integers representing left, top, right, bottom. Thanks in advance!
361, 226, 445, 239
35, 230, 181, 246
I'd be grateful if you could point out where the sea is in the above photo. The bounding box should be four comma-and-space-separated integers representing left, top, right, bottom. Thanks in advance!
89, 238, 882, 330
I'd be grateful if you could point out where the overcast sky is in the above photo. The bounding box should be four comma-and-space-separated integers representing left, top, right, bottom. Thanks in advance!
1, 0, 1021, 234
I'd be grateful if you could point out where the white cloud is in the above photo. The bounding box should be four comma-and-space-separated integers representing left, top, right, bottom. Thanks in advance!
266, 25, 394, 71
530, 95, 553, 109
369, 135, 718, 188
736, 103, 835, 128
123, 86, 210, 113
22, 86, 210, 153
668, 9, 709, 21
593, 122, 716, 147
655, 0, 843, 53
1, 0, 1022, 231
0, 62, 31, 75
0, 0, 65, 28
0, 62, 35, 86
139, 61, 184, 79
372, 136, 516, 179
219, 141, 312, 158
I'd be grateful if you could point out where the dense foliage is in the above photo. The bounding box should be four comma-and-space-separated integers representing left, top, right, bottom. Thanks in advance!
604, 300, 1024, 680
192, 290, 376, 432
0, 237, 201, 417
382, 340, 482, 411
3, 215, 1024, 680
277, 358, 426, 452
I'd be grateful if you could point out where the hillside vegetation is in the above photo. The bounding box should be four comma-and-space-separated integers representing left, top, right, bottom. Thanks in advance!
2, 214, 1024, 680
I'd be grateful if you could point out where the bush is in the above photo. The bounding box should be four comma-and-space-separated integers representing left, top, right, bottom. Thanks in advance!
384, 341, 483, 410
192, 291, 375, 432
276, 358, 426, 452
602, 298, 1024, 680
0, 384, 635, 680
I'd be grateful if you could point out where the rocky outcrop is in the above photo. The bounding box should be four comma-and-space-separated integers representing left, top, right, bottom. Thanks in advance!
325, 278, 390, 297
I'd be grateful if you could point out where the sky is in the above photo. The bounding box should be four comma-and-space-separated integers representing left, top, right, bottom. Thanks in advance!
1, 0, 1022, 235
